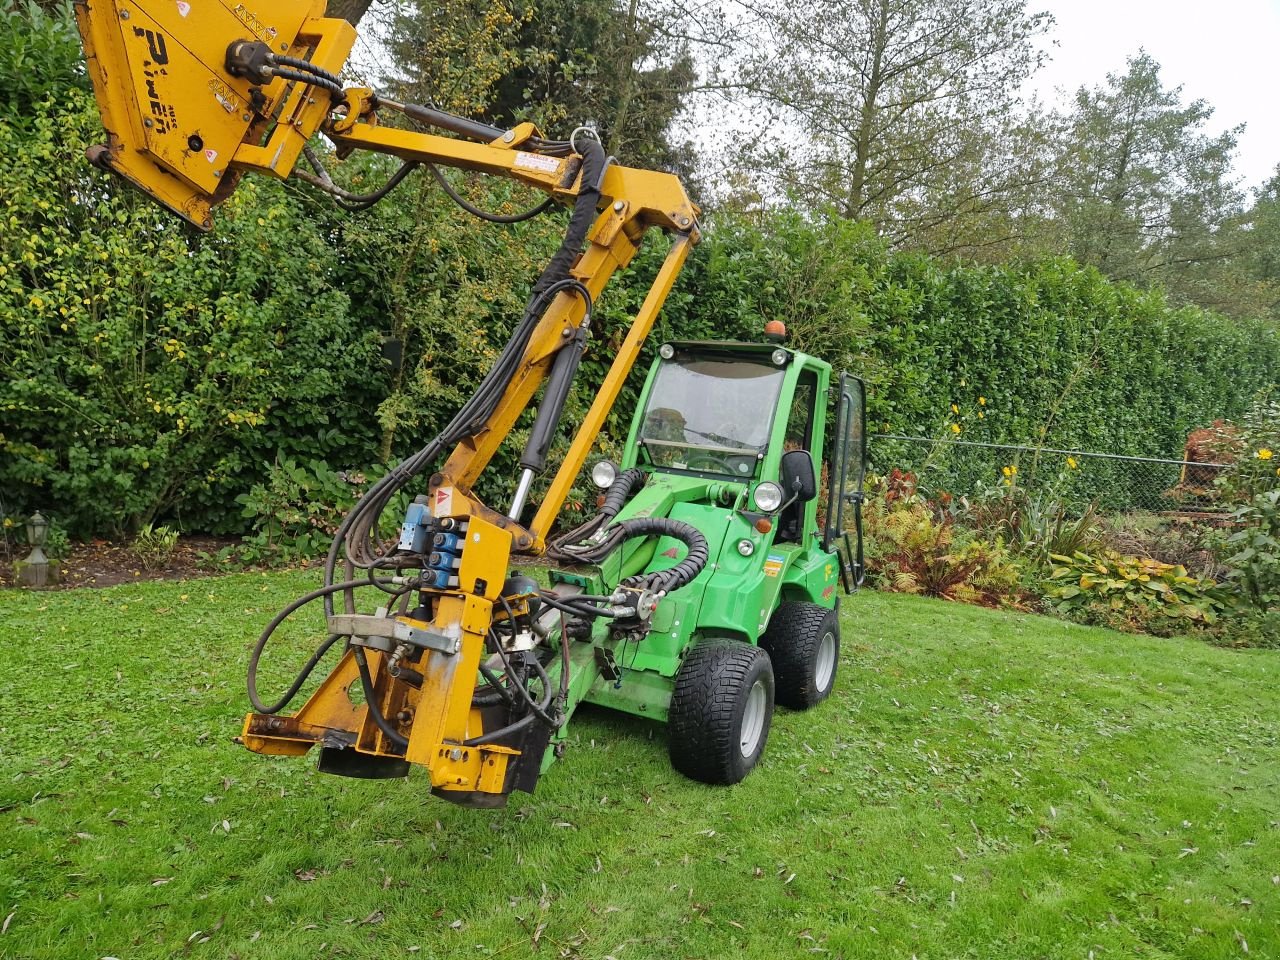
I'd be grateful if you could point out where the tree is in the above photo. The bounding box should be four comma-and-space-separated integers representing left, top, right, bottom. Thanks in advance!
1237, 166, 1280, 321
1049, 51, 1246, 305
715, 0, 1052, 250
381, 0, 701, 173
326, 0, 376, 26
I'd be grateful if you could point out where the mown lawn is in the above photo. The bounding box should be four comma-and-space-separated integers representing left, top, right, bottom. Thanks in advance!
1, 571, 1277, 959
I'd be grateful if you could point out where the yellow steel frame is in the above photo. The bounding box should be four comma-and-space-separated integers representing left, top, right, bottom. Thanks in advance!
75, 1, 700, 798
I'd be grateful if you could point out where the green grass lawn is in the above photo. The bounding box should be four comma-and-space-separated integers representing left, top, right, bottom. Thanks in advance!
2, 572, 1278, 959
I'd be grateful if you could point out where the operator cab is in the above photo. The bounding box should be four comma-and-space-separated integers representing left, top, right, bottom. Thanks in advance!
632, 341, 794, 483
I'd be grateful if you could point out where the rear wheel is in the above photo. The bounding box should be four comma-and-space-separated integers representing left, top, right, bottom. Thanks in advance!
668, 639, 774, 784
759, 601, 839, 709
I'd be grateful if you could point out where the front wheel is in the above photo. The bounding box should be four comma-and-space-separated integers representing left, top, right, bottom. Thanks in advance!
759, 601, 839, 709
668, 640, 774, 785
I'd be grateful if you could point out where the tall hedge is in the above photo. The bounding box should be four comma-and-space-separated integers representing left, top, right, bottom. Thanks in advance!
4, 94, 1278, 536
0, 92, 384, 536
654, 213, 1280, 460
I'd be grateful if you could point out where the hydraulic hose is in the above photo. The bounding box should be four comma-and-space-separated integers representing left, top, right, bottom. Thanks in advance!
260, 134, 608, 729
354, 646, 410, 749
428, 165, 556, 223
617, 517, 709, 593
546, 467, 645, 561
246, 577, 406, 715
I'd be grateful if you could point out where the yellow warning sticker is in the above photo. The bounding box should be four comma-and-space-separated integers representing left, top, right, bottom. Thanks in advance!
763, 554, 785, 578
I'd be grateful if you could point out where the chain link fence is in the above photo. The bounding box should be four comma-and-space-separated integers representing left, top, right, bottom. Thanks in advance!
871, 435, 1232, 514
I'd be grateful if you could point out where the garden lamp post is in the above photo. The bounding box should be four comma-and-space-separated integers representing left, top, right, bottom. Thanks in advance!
16, 511, 53, 588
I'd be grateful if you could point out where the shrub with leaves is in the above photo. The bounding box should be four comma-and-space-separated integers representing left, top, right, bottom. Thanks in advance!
232, 457, 406, 564
1047, 550, 1227, 631
130, 523, 179, 571
1208, 392, 1280, 504
867, 500, 1024, 606
1220, 489, 1280, 613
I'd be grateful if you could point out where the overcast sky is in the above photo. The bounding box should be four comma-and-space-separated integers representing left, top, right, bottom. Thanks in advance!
1026, 0, 1280, 191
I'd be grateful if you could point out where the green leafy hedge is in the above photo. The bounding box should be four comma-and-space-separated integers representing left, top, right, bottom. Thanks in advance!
4, 49, 1279, 537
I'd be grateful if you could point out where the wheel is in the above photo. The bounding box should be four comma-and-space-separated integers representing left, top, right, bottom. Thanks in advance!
758, 601, 839, 710
669, 639, 774, 785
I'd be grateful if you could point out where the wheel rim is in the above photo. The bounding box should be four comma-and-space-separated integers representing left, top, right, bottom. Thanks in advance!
814, 631, 836, 692
739, 679, 767, 757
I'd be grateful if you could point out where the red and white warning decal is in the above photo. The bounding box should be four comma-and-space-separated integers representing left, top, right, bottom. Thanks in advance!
433, 486, 455, 517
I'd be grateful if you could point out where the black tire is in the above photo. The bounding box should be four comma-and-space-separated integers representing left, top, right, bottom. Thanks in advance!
759, 601, 839, 710
668, 639, 774, 785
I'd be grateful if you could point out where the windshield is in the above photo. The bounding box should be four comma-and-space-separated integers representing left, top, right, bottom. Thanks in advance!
638, 356, 785, 477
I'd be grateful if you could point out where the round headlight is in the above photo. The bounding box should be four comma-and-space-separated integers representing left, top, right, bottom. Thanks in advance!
659, 343, 675, 360
737, 538, 755, 557
591, 459, 619, 489
753, 481, 784, 512
771, 348, 788, 366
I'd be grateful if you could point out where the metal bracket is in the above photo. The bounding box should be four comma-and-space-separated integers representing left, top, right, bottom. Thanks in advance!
594, 647, 620, 683
327, 614, 461, 655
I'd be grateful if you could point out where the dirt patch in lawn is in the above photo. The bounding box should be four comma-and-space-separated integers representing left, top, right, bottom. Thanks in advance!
0, 535, 239, 590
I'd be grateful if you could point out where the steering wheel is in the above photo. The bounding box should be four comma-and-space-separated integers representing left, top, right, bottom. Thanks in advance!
683, 453, 735, 472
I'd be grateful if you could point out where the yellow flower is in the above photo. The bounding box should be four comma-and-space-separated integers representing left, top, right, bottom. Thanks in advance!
1256, 448, 1273, 460
950, 423, 961, 434
950, 404, 959, 414
1067, 456, 1078, 469
977, 411, 984, 419
978, 396, 986, 406
1002, 466, 1012, 478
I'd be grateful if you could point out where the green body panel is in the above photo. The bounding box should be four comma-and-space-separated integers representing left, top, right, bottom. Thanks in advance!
548, 341, 846, 732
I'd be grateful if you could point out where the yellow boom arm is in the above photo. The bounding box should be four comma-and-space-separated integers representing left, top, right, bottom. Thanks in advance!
74, 0, 700, 804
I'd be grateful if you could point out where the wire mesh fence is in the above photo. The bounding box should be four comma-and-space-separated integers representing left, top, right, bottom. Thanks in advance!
870, 435, 1232, 514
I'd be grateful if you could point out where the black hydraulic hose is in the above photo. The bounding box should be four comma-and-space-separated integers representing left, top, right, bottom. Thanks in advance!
462, 710, 537, 747
298, 146, 420, 211
616, 517, 708, 593
247, 577, 403, 715
546, 468, 645, 561
428, 165, 556, 223
601, 468, 646, 518
473, 662, 515, 708
317, 138, 607, 626
274, 55, 343, 87
270, 66, 344, 100
353, 646, 410, 749
529, 137, 605, 300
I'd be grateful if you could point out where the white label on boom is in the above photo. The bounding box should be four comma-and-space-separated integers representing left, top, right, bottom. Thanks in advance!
513, 152, 560, 174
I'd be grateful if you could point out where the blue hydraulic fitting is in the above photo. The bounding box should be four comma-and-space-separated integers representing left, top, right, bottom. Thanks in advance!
421, 568, 459, 590
399, 496, 433, 552
432, 531, 464, 552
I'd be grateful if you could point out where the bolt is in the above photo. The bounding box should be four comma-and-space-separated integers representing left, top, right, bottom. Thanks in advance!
561, 327, 572, 337
242, 113, 251, 122
503, 130, 515, 143
613, 200, 624, 212
119, 9, 129, 18
279, 43, 288, 52
449, 748, 462, 761
679, 216, 691, 227
143, 118, 153, 128
213, 170, 222, 178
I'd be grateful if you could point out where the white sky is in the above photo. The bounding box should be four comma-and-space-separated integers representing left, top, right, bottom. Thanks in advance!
1026, 0, 1280, 191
